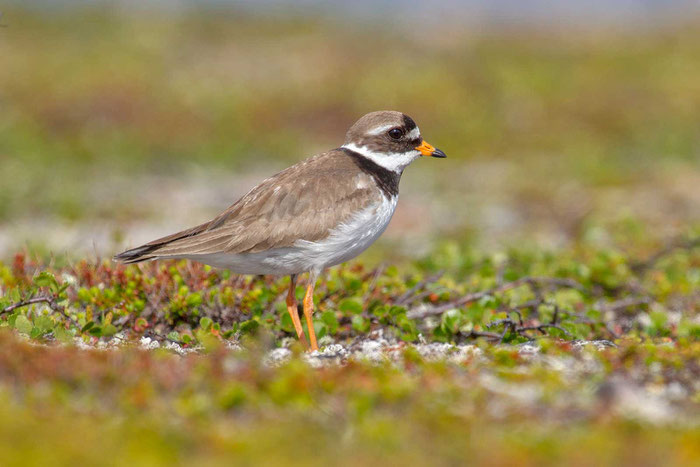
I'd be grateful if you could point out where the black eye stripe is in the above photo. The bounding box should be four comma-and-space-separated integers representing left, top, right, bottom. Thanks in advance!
409, 138, 421, 146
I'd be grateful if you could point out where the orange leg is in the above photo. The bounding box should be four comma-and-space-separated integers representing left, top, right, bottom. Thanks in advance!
286, 274, 309, 349
303, 277, 318, 351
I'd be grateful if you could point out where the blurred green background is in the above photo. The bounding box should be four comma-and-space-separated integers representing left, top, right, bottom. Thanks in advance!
1, 1, 698, 259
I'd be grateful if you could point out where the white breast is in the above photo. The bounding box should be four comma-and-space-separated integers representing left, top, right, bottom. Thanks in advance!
188, 195, 398, 276
291, 194, 398, 272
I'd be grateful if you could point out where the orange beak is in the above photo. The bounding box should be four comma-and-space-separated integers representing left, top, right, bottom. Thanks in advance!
415, 140, 447, 158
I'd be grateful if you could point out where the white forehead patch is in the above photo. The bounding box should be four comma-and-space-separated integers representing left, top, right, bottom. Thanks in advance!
406, 127, 421, 140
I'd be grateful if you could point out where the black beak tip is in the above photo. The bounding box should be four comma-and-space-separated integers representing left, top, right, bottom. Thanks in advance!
431, 148, 447, 158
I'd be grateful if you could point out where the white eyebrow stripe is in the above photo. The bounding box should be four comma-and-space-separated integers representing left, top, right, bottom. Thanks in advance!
341, 142, 422, 173
367, 125, 422, 139
406, 127, 421, 140
367, 124, 396, 136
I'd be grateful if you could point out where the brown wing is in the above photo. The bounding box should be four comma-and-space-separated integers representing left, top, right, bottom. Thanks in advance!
114, 150, 380, 263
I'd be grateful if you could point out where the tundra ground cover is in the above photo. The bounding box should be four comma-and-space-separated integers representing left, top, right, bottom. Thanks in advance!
1, 232, 699, 465
1, 233, 698, 347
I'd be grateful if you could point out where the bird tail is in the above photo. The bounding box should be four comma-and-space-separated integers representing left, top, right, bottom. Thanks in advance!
113, 244, 161, 264
113, 221, 212, 264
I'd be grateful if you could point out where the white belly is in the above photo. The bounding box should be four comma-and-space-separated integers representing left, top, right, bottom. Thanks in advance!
185, 195, 398, 276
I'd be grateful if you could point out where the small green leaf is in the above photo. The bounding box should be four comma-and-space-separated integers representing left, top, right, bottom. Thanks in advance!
321, 311, 339, 335
280, 311, 294, 333
53, 325, 73, 344
186, 293, 203, 307
314, 321, 328, 339
6, 314, 17, 327
339, 298, 364, 315
14, 315, 33, 335
351, 315, 370, 334
195, 329, 220, 352
441, 308, 462, 335
101, 323, 118, 337
34, 315, 54, 333
200, 317, 213, 331
239, 319, 259, 334
34, 271, 59, 292
8, 289, 21, 302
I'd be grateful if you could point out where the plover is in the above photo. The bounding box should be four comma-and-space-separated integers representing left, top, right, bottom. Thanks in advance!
114, 110, 446, 350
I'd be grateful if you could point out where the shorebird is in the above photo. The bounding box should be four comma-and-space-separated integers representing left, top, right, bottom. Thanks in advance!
114, 111, 446, 350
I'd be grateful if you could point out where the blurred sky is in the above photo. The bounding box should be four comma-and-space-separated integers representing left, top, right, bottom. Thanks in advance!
7, 0, 700, 27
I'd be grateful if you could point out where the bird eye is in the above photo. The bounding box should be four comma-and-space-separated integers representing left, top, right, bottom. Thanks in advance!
388, 128, 404, 140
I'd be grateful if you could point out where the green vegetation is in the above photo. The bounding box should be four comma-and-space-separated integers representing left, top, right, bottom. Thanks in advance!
1, 233, 698, 346
1, 5, 699, 465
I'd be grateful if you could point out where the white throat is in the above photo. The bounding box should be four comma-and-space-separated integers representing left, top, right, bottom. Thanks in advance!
342, 142, 421, 173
